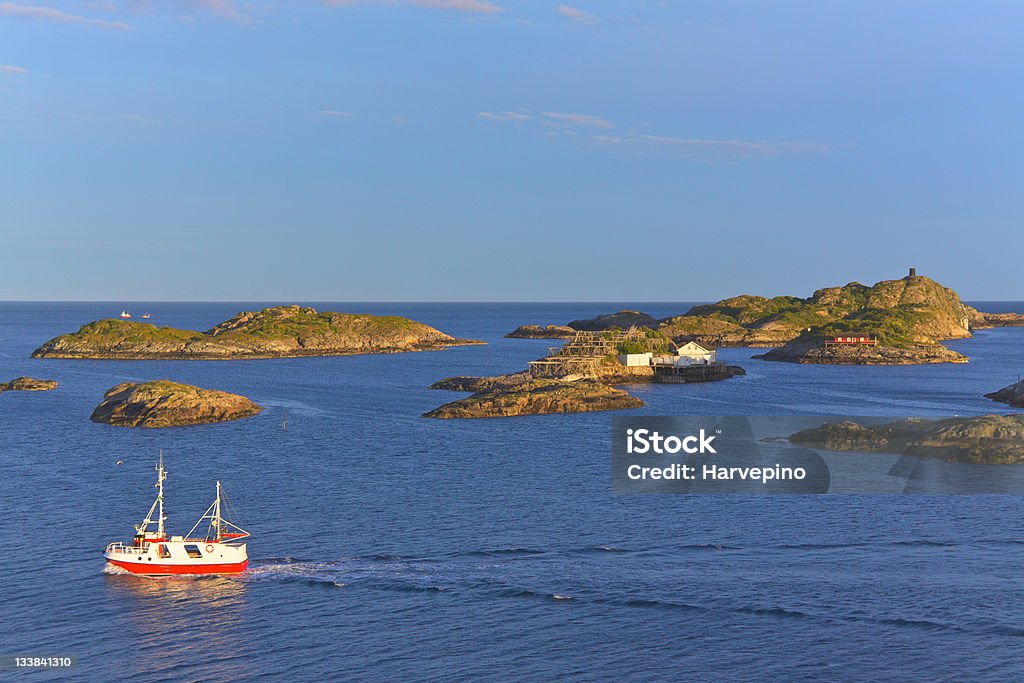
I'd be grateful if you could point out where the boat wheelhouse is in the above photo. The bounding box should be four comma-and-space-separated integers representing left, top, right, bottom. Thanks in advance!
103, 455, 249, 576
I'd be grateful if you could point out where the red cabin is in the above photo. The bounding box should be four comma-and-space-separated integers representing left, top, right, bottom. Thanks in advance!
824, 333, 878, 347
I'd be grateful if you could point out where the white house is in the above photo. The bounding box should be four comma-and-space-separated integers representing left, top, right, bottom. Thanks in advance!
673, 341, 716, 366
617, 352, 653, 367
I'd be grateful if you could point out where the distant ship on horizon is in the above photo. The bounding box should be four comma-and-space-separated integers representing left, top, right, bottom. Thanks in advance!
119, 309, 131, 319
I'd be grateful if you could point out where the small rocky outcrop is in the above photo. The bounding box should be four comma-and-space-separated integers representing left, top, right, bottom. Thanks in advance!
753, 337, 968, 365
986, 380, 1024, 408
977, 312, 1024, 328
33, 305, 482, 360
568, 311, 660, 331
423, 379, 644, 419
790, 415, 1024, 464
91, 381, 263, 428
505, 324, 576, 339
429, 372, 532, 392
0, 377, 58, 392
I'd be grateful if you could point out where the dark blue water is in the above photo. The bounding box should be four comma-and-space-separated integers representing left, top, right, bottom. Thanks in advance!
2, 302, 1023, 681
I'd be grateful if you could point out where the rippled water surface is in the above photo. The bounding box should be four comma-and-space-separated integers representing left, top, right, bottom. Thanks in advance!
1, 302, 1023, 681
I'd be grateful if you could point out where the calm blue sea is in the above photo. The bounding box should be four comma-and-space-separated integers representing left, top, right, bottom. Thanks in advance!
1, 302, 1023, 682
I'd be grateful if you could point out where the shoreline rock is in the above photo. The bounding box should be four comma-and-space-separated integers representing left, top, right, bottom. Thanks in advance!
790, 415, 1024, 464
0, 377, 58, 392
33, 305, 482, 360
753, 338, 968, 365
977, 312, 1024, 328
424, 378, 644, 419
91, 381, 263, 428
985, 380, 1024, 408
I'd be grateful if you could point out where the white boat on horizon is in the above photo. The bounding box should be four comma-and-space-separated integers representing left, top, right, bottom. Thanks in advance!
119, 309, 131, 319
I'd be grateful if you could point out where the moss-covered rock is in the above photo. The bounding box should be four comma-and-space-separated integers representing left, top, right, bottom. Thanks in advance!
568, 310, 660, 331
505, 325, 576, 339
510, 272, 1019, 360
91, 380, 262, 428
0, 377, 58, 392
753, 337, 969, 365
790, 415, 1024, 464
423, 378, 643, 419
429, 372, 532, 392
33, 305, 481, 359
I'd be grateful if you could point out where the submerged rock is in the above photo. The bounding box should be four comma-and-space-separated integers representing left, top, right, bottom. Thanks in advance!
423, 378, 644, 419
91, 380, 263, 428
0, 377, 58, 392
790, 415, 1024, 464
985, 380, 1024, 408
33, 305, 482, 360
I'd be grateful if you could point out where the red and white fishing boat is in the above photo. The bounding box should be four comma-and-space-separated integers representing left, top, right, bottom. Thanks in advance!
103, 455, 250, 576
120, 309, 131, 319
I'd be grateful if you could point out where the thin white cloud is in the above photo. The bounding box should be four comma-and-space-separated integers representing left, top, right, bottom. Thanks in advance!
0, 65, 29, 74
0, 2, 133, 30
322, 0, 503, 14
410, 0, 502, 12
178, 0, 252, 23
119, 113, 172, 124
82, 1, 263, 24
478, 111, 531, 122
543, 111, 613, 129
590, 133, 831, 160
318, 109, 355, 117
557, 4, 596, 25
478, 106, 828, 161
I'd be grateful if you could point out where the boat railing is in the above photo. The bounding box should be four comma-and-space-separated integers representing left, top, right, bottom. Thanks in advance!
105, 542, 148, 555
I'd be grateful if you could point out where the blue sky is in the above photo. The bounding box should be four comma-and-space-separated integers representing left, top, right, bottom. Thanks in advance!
1, 1, 1021, 301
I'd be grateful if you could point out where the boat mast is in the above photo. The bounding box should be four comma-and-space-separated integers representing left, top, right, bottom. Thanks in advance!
215, 480, 222, 541
156, 451, 166, 538
185, 479, 249, 542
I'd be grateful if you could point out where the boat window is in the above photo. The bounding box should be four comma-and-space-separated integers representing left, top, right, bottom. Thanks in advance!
158, 544, 171, 559
184, 544, 203, 558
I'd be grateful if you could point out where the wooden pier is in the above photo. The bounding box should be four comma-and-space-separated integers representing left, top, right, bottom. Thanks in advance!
651, 362, 734, 383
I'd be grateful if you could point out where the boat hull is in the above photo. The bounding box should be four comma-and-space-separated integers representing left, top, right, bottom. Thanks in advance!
105, 557, 248, 576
